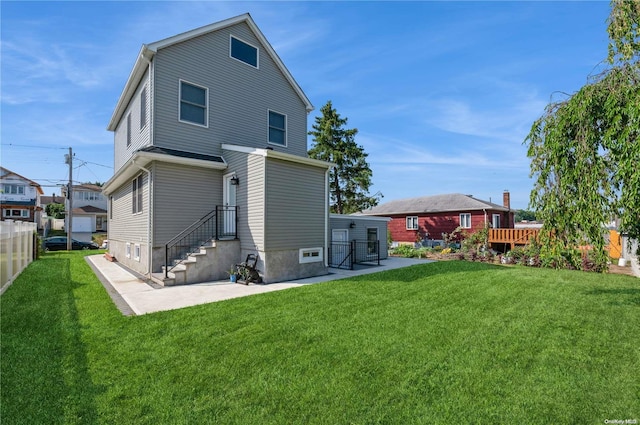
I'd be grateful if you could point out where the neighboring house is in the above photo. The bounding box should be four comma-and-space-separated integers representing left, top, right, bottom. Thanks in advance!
102, 14, 332, 285
0, 167, 43, 225
361, 192, 514, 246
62, 184, 108, 232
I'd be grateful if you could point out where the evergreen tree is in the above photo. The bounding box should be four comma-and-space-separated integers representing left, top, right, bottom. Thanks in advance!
526, 0, 640, 270
309, 101, 382, 214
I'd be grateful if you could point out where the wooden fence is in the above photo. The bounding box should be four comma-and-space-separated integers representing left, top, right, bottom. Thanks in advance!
1, 220, 38, 294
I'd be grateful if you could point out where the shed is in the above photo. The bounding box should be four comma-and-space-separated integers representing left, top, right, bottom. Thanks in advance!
329, 214, 390, 269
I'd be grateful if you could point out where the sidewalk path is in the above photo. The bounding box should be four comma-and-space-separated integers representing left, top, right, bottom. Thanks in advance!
86, 255, 430, 315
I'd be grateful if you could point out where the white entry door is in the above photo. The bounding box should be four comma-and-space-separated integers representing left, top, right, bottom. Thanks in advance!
223, 173, 237, 235
332, 229, 349, 266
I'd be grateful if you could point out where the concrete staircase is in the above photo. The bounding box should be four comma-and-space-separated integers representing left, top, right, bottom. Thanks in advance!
154, 239, 240, 286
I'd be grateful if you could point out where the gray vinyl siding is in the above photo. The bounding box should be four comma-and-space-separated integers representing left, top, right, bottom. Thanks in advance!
245, 154, 265, 249
152, 162, 222, 245
265, 158, 326, 250
330, 216, 389, 259
222, 149, 266, 250
152, 21, 308, 158
107, 172, 149, 243
114, 69, 151, 172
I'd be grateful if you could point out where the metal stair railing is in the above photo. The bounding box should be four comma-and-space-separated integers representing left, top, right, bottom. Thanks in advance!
164, 206, 237, 278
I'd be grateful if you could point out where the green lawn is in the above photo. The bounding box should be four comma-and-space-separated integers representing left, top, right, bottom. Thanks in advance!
2, 252, 639, 424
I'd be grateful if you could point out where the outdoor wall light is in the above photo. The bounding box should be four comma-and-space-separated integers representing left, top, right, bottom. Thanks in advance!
350, 221, 356, 228
230, 176, 240, 186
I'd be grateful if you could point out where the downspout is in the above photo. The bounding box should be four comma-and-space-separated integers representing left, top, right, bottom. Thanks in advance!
325, 167, 330, 268
140, 53, 153, 278
482, 208, 489, 229
483, 208, 488, 251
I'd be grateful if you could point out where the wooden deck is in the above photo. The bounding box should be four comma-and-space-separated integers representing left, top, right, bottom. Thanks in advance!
489, 228, 623, 258
489, 228, 540, 250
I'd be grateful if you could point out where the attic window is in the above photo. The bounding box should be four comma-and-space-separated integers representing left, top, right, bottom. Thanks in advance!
230, 36, 258, 68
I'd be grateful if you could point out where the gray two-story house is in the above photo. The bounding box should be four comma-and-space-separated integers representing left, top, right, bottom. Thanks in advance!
103, 13, 332, 285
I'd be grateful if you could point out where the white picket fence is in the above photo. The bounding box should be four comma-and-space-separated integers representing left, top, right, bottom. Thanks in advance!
1, 220, 38, 294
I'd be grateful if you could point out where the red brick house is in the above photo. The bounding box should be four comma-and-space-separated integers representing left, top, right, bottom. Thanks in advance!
361, 192, 514, 246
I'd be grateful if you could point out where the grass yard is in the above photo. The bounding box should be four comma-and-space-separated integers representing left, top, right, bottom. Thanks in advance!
1, 252, 639, 424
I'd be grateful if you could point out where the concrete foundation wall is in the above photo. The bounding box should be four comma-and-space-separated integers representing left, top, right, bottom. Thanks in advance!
259, 249, 328, 284
108, 239, 148, 276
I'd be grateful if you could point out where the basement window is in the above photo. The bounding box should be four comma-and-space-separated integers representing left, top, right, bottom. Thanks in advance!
299, 247, 323, 264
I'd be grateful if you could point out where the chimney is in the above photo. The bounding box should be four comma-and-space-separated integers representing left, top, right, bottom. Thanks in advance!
503, 190, 510, 210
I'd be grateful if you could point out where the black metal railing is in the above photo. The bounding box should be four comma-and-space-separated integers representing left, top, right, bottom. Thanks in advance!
329, 240, 380, 270
164, 206, 237, 277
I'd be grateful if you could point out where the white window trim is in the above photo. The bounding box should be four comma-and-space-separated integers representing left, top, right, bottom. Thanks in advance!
126, 113, 131, 147
299, 247, 323, 264
3, 209, 29, 218
229, 35, 259, 69
134, 244, 141, 262
132, 174, 143, 215
267, 109, 287, 147
406, 216, 418, 230
460, 213, 472, 229
126, 243, 131, 259
140, 85, 147, 131
2, 184, 25, 195
492, 214, 501, 228
178, 79, 209, 128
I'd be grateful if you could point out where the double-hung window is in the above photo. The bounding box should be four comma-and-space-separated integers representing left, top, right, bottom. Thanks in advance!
268, 110, 286, 146
179, 80, 208, 127
406, 216, 418, 230
132, 174, 143, 214
230, 36, 258, 68
460, 213, 471, 229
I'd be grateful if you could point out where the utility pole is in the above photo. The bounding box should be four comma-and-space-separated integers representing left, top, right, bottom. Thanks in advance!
65, 147, 73, 251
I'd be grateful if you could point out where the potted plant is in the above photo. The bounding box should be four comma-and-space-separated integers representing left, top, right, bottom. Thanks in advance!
226, 266, 237, 283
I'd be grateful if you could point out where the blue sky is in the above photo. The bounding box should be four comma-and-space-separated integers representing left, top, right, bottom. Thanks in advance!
1, 1, 612, 209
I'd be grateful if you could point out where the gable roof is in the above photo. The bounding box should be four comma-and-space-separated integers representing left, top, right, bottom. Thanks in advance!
361, 193, 510, 216
0, 166, 44, 195
107, 13, 313, 131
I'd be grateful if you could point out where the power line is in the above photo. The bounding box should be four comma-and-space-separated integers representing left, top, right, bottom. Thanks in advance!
74, 158, 113, 169
1, 143, 68, 150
